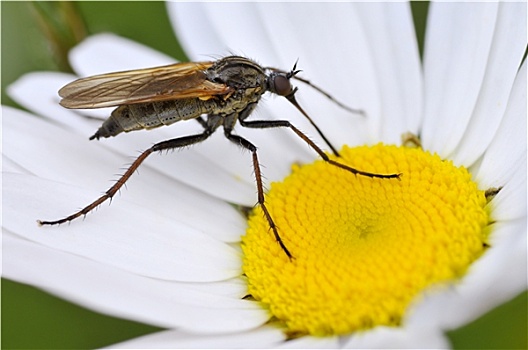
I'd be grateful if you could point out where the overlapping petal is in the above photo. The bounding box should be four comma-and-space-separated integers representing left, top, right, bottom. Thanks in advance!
3, 232, 267, 332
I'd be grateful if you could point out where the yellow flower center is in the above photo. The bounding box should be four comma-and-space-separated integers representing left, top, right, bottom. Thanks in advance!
242, 144, 490, 337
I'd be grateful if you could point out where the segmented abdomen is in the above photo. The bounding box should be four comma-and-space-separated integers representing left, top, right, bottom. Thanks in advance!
90, 99, 213, 139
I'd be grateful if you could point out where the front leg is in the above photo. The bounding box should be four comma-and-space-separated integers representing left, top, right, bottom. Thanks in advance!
223, 127, 293, 259
239, 119, 401, 180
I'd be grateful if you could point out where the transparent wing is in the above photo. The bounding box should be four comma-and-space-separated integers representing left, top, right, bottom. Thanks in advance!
59, 61, 232, 109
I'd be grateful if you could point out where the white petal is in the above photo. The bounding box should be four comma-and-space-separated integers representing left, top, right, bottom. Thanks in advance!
422, 2, 499, 158
486, 155, 527, 222
3, 233, 268, 332
253, 2, 373, 147
2, 155, 26, 174
69, 33, 176, 76
4, 172, 241, 281
197, 3, 281, 63
343, 326, 450, 349
3, 106, 247, 242
451, 2, 527, 167
408, 218, 527, 331
355, 2, 423, 144
168, 2, 354, 159
7, 71, 108, 131
3, 105, 121, 187
167, 2, 227, 61
251, 2, 375, 146
100, 129, 259, 206
475, 59, 527, 189
168, 2, 422, 181
172, 2, 325, 166
276, 335, 339, 349
109, 327, 285, 349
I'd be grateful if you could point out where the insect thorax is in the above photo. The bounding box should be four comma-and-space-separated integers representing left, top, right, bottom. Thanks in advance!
206, 56, 268, 91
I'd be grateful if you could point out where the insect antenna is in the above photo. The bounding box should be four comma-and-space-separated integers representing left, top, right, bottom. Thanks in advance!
266, 66, 365, 116
290, 74, 365, 116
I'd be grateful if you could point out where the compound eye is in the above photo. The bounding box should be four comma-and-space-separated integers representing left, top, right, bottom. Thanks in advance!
272, 75, 292, 96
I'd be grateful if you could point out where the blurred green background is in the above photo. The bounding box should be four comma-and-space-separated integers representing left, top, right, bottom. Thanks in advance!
2, 2, 527, 349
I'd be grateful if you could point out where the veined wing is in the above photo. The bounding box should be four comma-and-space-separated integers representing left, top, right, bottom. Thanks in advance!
59, 61, 232, 109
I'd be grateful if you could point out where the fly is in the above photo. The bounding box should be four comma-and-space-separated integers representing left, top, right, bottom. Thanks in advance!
38, 55, 401, 259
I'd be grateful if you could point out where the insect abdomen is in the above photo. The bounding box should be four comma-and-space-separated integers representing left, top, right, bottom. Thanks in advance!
90, 99, 212, 140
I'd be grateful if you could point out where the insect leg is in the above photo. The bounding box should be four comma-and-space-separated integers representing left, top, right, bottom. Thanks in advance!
223, 129, 293, 259
38, 129, 215, 226
195, 116, 208, 129
239, 119, 401, 180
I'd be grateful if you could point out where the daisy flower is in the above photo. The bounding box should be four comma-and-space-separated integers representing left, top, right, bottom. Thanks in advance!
3, 2, 526, 348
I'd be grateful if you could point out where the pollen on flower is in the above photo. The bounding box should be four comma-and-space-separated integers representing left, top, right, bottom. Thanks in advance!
242, 144, 490, 337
